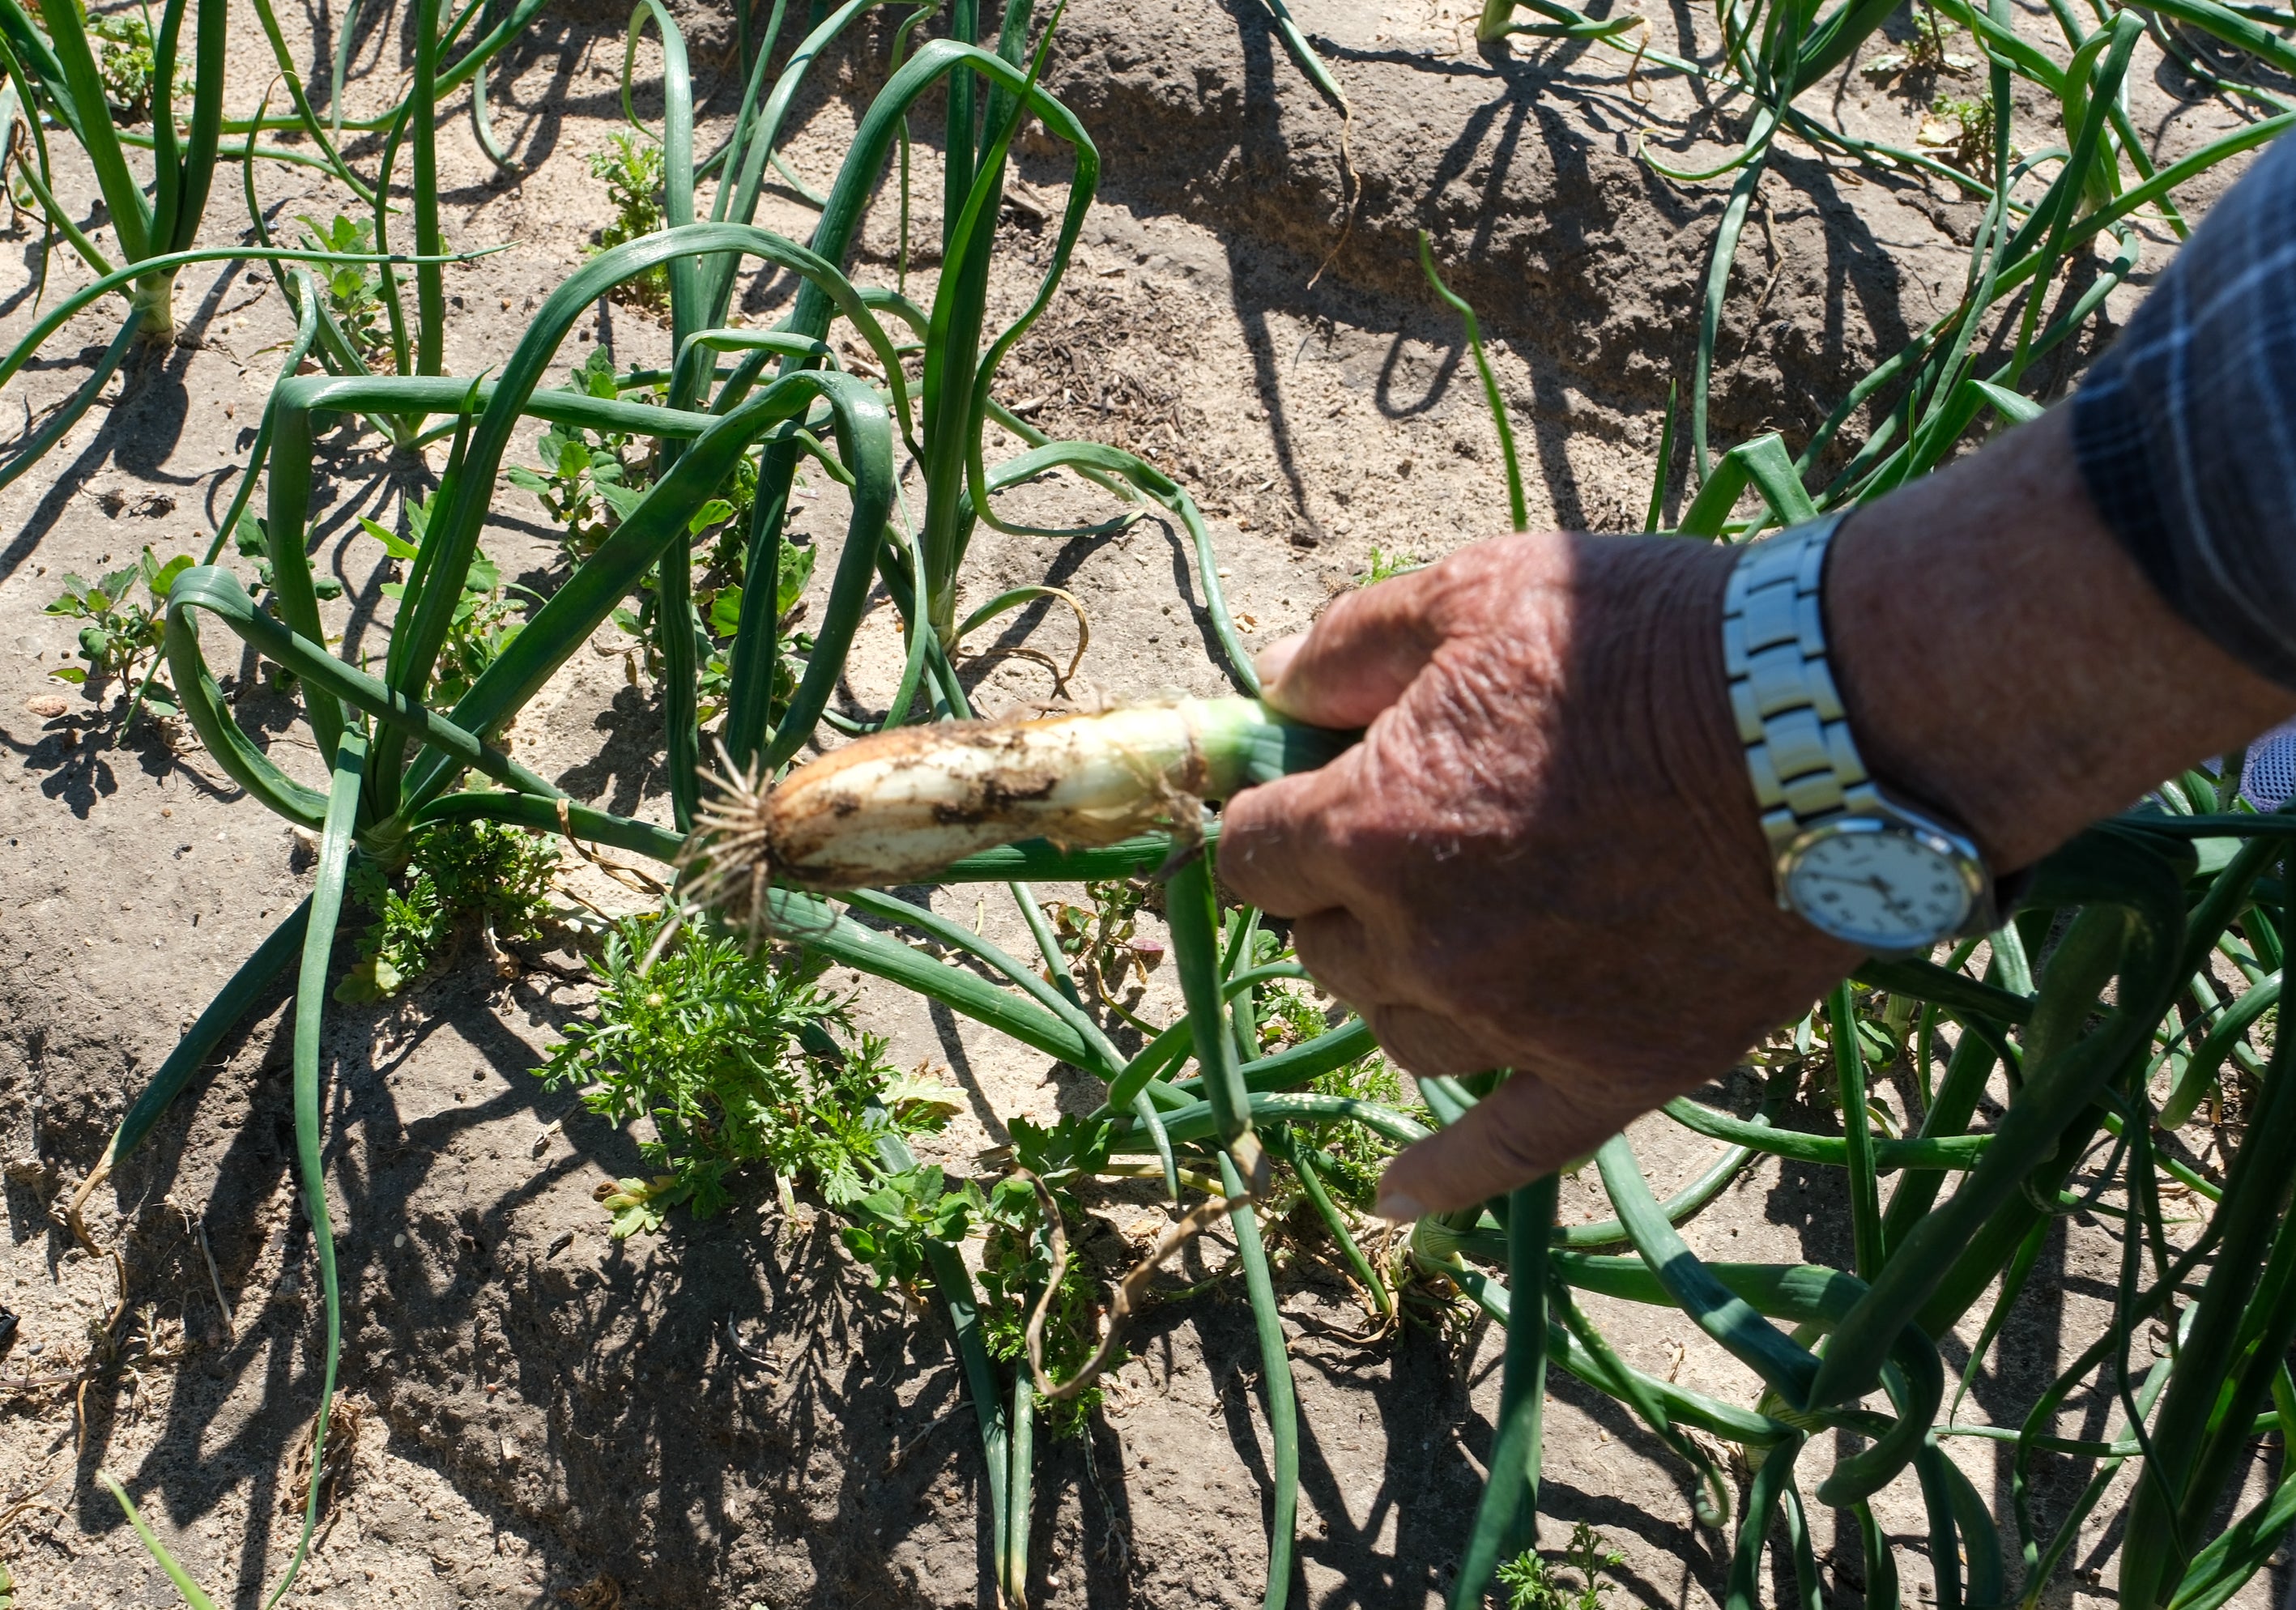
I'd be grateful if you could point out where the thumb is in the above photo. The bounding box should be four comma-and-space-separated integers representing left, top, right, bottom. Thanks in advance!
1373, 1071, 1625, 1219
1256, 569, 1444, 730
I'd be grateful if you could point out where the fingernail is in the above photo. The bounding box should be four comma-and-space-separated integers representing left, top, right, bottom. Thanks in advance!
1372, 1189, 1427, 1224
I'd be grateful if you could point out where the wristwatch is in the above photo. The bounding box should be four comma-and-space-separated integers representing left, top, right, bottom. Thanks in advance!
1723, 511, 1995, 954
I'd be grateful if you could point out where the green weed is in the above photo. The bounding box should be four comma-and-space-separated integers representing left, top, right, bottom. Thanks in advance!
296, 215, 390, 367
1860, 6, 1977, 79
1360, 546, 1421, 586
543, 915, 956, 1233
1233, 948, 1421, 1208
841, 1164, 978, 1285
336, 817, 560, 1003
225, 513, 319, 607
43, 547, 192, 701
1044, 877, 1157, 995
507, 345, 777, 718
1920, 94, 1998, 171
978, 1116, 1120, 1437
586, 132, 669, 309
1307, 1050, 1415, 1208
363, 492, 529, 714
1496, 1523, 1626, 1610
79, 4, 181, 122
506, 347, 660, 561
695, 533, 811, 726
836, 1114, 1124, 1438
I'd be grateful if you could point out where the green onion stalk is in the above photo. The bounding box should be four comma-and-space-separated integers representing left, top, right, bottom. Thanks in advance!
0, 0, 559, 475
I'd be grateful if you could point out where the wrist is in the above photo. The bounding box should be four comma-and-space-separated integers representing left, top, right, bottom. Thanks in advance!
1588, 532, 1857, 954
1823, 408, 2296, 871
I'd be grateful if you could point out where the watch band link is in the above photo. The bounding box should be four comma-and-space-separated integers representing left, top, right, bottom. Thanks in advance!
1721, 511, 1885, 867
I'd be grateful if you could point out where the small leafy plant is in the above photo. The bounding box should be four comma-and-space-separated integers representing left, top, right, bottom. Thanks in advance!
296, 215, 390, 367
1919, 94, 1998, 170
842, 1165, 978, 1288
586, 132, 670, 309
695, 533, 810, 725
1360, 545, 1420, 586
543, 915, 956, 1233
976, 1116, 1121, 1437
1306, 1049, 1414, 1208
1859, 5, 1977, 79
1496, 1523, 1626, 1610
1043, 876, 1157, 995
364, 494, 529, 713
336, 818, 560, 1002
80, 4, 178, 122
507, 347, 660, 561
43, 547, 191, 696
510, 351, 778, 704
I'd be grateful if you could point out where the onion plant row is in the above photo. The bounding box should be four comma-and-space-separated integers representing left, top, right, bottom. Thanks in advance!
12, 3, 2291, 1610
48, 2, 1309, 1602
0, 0, 556, 493
1481, 0, 2296, 537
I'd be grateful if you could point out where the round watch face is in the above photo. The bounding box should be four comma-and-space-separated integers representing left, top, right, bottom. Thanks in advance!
1782, 821, 1976, 952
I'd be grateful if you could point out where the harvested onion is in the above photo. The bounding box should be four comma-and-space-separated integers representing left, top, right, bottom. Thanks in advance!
682, 696, 1347, 901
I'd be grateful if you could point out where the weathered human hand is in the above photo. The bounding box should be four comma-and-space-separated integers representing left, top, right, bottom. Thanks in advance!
1219, 409, 2296, 1220
1218, 531, 1852, 1219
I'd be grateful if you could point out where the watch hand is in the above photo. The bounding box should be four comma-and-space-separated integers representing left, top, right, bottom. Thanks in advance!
1800, 869, 1919, 921
1859, 875, 1921, 922
1800, 869, 1906, 903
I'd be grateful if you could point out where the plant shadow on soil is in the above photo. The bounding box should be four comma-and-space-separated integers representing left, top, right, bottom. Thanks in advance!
39, 919, 1752, 1609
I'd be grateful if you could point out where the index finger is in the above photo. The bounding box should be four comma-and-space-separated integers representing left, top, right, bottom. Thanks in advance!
1217, 752, 1362, 918
1259, 564, 1446, 730
1373, 1070, 1628, 1220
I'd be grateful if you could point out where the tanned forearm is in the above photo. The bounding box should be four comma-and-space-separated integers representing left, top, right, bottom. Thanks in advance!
1827, 407, 2296, 874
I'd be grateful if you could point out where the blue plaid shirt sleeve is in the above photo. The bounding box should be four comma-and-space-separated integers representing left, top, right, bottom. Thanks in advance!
2072, 131, 2296, 690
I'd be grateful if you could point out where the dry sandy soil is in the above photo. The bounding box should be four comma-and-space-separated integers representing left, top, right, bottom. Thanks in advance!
0, 0, 2285, 1605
